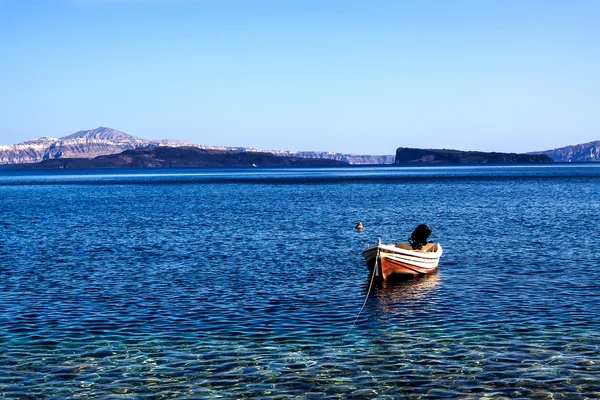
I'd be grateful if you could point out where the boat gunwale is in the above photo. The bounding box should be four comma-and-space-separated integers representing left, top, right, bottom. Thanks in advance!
363, 243, 443, 260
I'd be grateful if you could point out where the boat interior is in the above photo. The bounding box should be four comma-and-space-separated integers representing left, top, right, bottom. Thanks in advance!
394, 243, 438, 252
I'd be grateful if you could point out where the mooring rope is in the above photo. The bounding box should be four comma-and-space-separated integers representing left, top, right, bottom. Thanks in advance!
341, 247, 379, 346
306, 247, 380, 397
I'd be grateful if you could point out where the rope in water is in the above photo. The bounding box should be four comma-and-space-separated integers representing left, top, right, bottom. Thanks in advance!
341, 247, 379, 345
306, 247, 380, 396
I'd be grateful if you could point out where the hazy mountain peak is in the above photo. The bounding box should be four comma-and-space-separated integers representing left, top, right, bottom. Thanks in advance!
60, 127, 146, 142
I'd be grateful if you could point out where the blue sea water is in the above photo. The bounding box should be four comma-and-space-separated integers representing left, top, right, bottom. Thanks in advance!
0, 165, 599, 399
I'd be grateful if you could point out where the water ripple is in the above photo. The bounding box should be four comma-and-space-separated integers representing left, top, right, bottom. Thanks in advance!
1, 166, 599, 398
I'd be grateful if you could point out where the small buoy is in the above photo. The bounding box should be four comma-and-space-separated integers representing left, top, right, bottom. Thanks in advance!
355, 221, 363, 231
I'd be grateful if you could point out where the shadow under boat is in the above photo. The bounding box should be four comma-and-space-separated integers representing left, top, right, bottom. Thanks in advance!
362, 273, 442, 316
364, 271, 442, 300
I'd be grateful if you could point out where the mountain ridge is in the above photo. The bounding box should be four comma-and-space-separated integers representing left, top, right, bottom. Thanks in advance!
0, 127, 193, 164
0, 127, 394, 165
61, 126, 138, 141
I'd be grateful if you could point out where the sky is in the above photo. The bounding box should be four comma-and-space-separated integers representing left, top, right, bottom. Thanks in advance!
0, 0, 599, 154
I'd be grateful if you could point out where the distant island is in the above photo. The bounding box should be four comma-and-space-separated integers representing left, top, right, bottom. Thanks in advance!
0, 127, 392, 166
9, 146, 347, 169
8, 145, 553, 169
396, 148, 553, 164
0, 126, 599, 167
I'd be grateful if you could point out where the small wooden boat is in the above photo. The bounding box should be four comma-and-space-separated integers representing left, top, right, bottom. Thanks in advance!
363, 240, 443, 280
363, 225, 443, 280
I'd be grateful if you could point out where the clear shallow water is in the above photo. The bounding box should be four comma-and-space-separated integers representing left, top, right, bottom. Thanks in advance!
0, 165, 599, 399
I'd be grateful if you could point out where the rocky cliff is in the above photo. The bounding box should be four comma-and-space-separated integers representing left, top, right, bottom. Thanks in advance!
269, 151, 395, 165
395, 147, 553, 164
0, 127, 190, 164
532, 140, 600, 162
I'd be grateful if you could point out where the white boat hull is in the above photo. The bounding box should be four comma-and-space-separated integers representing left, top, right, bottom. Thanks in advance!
363, 242, 443, 280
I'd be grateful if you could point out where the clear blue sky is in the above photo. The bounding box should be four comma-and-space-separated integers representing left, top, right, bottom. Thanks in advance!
1, 0, 598, 154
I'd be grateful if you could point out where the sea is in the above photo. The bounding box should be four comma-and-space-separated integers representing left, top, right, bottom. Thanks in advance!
0, 165, 599, 399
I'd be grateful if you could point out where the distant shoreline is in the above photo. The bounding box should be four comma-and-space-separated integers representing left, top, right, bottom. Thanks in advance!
2, 161, 596, 172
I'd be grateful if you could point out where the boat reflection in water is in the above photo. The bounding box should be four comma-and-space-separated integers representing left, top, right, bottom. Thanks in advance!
366, 273, 442, 317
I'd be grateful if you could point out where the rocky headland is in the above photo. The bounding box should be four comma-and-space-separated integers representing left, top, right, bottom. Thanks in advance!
395, 147, 553, 164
